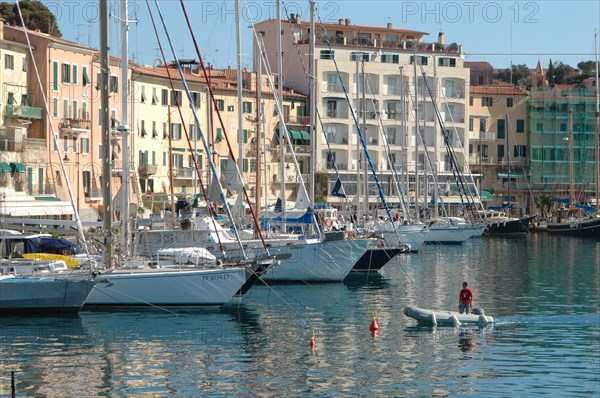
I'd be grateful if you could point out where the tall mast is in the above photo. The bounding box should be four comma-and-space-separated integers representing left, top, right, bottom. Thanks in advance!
308, 1, 316, 209
100, 0, 112, 267
362, 60, 369, 216
254, 65, 262, 237
569, 110, 575, 205
355, 48, 361, 221
594, 30, 599, 212
276, 0, 286, 229
119, 0, 131, 256
235, 0, 244, 220
413, 44, 420, 220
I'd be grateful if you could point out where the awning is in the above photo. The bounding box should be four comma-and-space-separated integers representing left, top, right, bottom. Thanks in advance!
171, 147, 185, 152
300, 130, 311, 140
0, 162, 11, 173
479, 190, 494, 201
498, 169, 526, 179
10, 163, 26, 173
288, 130, 303, 140
34, 196, 61, 201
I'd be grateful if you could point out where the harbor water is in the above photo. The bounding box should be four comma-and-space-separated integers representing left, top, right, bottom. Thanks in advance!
1, 234, 599, 396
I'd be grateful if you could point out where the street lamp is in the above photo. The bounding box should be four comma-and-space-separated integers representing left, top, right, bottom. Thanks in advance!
63, 147, 80, 212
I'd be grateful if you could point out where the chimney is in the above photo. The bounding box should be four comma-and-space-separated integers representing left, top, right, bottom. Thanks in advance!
338, 19, 343, 25
387, 22, 393, 29
345, 18, 350, 26
438, 32, 446, 47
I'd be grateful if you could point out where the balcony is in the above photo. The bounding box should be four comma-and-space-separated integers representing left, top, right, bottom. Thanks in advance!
60, 116, 92, 132
174, 167, 195, 179
284, 115, 309, 126
138, 164, 158, 176
5, 105, 43, 120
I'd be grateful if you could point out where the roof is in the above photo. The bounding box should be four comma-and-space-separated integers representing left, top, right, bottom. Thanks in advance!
4, 25, 93, 52
464, 61, 493, 68
255, 18, 428, 37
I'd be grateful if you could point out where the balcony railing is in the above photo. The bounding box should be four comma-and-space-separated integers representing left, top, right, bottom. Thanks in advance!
5, 105, 43, 120
60, 117, 92, 131
138, 164, 158, 176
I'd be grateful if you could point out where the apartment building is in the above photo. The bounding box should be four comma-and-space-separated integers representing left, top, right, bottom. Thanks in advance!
254, 16, 470, 207
468, 85, 531, 213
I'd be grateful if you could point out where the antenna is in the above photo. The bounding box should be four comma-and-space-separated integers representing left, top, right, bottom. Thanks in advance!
75, 24, 83, 43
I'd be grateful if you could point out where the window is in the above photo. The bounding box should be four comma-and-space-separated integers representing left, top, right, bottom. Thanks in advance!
82, 66, 90, 86
410, 55, 428, 65
98, 144, 103, 158
81, 137, 90, 154
152, 87, 159, 105
170, 90, 182, 106
141, 120, 147, 137
243, 101, 253, 113
109, 76, 118, 93
63, 135, 69, 152
52, 61, 58, 91
161, 89, 168, 105
22, 56, 27, 72
72, 65, 78, 85
171, 123, 182, 140
469, 96, 473, 106
507, 97, 513, 107
514, 145, 527, 158
497, 144, 504, 160
516, 119, 525, 133
320, 50, 335, 60
72, 100, 78, 119
350, 52, 369, 62
72, 136, 78, 153
243, 129, 248, 144
477, 144, 488, 157
82, 101, 88, 120
216, 127, 223, 142
497, 119, 505, 139
482, 97, 493, 107
380, 53, 399, 64
140, 85, 147, 103
438, 57, 456, 67
215, 99, 225, 111
63, 99, 69, 119
189, 124, 197, 140
6, 92, 15, 105
227, 105, 234, 112
61, 63, 70, 83
190, 92, 200, 108
479, 117, 487, 132
52, 134, 58, 152
4, 54, 14, 70
163, 122, 168, 139
52, 98, 58, 117
469, 118, 474, 131
163, 152, 167, 166
152, 121, 158, 138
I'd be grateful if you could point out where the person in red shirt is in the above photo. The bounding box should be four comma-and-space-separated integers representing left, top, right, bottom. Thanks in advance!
459, 281, 473, 314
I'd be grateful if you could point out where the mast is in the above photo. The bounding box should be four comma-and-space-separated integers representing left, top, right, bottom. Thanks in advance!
413, 44, 420, 221
100, 0, 112, 267
595, 30, 599, 212
276, 0, 286, 230
569, 110, 575, 205
119, 0, 131, 256
254, 54, 262, 238
235, 0, 244, 220
308, 1, 316, 209
355, 48, 362, 221
506, 114, 510, 207
362, 59, 369, 217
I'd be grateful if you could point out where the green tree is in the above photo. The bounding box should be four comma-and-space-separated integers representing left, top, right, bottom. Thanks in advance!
546, 59, 555, 86
534, 194, 553, 218
0, 0, 61, 37
552, 61, 575, 84
577, 60, 597, 76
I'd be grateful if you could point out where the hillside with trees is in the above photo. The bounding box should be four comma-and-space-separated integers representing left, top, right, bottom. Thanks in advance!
0, 0, 61, 37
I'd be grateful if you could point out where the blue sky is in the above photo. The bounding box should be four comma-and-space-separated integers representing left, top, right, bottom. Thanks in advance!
42, 0, 600, 70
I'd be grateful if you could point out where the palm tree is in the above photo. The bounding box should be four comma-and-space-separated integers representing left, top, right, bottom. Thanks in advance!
534, 194, 553, 218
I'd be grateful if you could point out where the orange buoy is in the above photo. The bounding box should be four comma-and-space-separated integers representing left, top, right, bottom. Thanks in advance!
369, 317, 379, 332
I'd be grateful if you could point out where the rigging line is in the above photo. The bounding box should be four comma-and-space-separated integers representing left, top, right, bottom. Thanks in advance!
419, 64, 475, 209
144, 0, 228, 257
315, 9, 394, 224
178, 0, 270, 254
14, 1, 90, 257
245, 7, 319, 233
362, 70, 412, 219
151, 0, 248, 259
277, 4, 355, 215
437, 86, 484, 216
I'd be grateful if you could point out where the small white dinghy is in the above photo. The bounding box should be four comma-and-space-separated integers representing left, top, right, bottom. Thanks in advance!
403, 306, 494, 326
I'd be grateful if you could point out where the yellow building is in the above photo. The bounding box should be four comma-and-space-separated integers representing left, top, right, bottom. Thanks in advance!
468, 85, 531, 213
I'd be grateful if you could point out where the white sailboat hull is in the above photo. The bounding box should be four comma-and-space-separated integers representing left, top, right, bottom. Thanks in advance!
381, 223, 428, 252
0, 275, 95, 314
261, 238, 374, 282
85, 267, 247, 306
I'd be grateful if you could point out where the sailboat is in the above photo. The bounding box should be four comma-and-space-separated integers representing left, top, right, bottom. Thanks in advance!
83, 0, 273, 307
